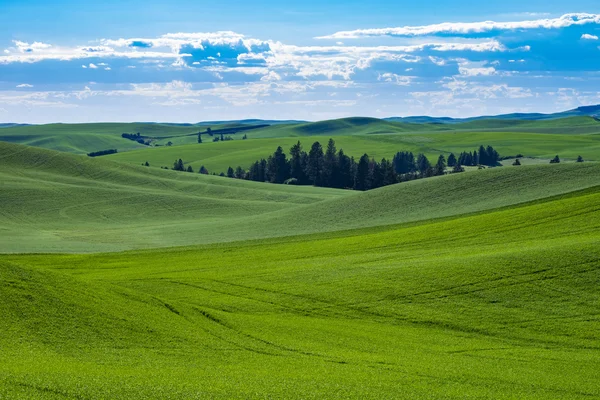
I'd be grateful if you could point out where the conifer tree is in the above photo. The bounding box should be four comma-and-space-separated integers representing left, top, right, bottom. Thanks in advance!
447, 153, 457, 167
434, 154, 446, 176
323, 138, 339, 187
354, 154, 370, 191
227, 166, 235, 178
306, 141, 324, 186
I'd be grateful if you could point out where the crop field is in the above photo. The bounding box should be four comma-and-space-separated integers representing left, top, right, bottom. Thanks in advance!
1, 115, 600, 398
106, 130, 600, 174
1, 170, 600, 398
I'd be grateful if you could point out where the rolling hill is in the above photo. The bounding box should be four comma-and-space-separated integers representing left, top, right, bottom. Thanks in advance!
2, 140, 600, 253
1, 154, 599, 398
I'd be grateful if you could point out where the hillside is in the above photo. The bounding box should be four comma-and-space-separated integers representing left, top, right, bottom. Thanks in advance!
107, 130, 600, 174
1, 173, 599, 398
2, 141, 600, 252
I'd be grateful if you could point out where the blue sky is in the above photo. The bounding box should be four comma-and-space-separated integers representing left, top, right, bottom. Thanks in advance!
1, 0, 600, 122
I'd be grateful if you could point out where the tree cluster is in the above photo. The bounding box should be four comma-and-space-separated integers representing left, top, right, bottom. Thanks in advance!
122, 132, 151, 145
453, 145, 500, 167
225, 139, 482, 191
87, 149, 117, 157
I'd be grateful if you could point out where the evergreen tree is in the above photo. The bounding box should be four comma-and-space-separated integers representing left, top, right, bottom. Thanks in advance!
577, 155, 584, 163
186, 165, 193, 172
416, 153, 431, 176
144, 161, 150, 167
206, 127, 212, 136
447, 153, 457, 167
259, 159, 267, 182
380, 158, 397, 187
367, 158, 384, 190
199, 165, 209, 174
220, 133, 224, 142
486, 145, 499, 165
227, 166, 235, 178
266, 146, 290, 183
550, 155, 561, 164
393, 151, 416, 174
173, 159, 184, 171
306, 141, 324, 186
354, 154, 370, 191
337, 149, 354, 189
452, 164, 465, 173
289, 141, 308, 184
478, 145, 487, 165
197, 132, 203, 143
512, 158, 521, 166
472, 150, 479, 166
235, 166, 246, 179
323, 138, 339, 187
434, 154, 446, 176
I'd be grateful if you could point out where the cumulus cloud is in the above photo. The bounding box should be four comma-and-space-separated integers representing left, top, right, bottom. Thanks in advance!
316, 13, 600, 39
581, 33, 599, 40
16, 83, 34, 88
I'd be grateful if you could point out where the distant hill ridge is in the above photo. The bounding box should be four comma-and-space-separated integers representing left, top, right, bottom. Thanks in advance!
384, 104, 600, 124
3, 104, 600, 126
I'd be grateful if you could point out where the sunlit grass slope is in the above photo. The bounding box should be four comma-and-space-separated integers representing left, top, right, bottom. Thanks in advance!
3, 141, 600, 253
1, 180, 599, 398
0, 142, 347, 252
108, 130, 600, 174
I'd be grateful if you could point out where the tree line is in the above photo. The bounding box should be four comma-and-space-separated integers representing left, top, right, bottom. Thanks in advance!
219, 139, 501, 191
87, 149, 117, 157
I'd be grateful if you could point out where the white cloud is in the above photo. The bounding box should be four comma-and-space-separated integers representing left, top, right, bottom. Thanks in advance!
581, 33, 599, 40
88, 63, 98, 69
316, 13, 600, 39
105, 67, 111, 70
16, 83, 34, 88
459, 67, 496, 76
378, 73, 413, 86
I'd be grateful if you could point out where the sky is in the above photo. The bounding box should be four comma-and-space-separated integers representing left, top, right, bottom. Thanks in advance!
1, 0, 600, 123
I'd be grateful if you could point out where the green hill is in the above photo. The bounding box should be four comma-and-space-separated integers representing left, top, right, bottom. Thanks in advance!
1, 169, 599, 398
107, 130, 600, 174
3, 141, 600, 253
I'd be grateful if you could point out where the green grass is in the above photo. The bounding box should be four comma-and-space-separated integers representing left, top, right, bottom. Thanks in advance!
1, 174, 599, 398
107, 131, 600, 174
3, 140, 600, 254
4, 116, 600, 158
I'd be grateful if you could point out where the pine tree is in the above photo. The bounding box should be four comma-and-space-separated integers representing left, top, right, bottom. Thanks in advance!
512, 158, 521, 166
235, 166, 245, 179
186, 165, 193, 172
227, 166, 235, 178
337, 149, 354, 189
577, 155, 584, 162
447, 153, 457, 167
199, 165, 208, 174
289, 141, 307, 183
197, 132, 202, 143
416, 153, 431, 176
306, 141, 324, 186
452, 164, 465, 173
354, 154, 370, 191
266, 146, 290, 183
367, 158, 384, 190
173, 159, 184, 171
380, 158, 397, 187
478, 145, 487, 165
323, 138, 338, 187
550, 155, 560, 164
434, 154, 446, 176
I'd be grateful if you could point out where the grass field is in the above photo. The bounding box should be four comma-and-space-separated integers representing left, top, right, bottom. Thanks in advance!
3, 141, 600, 253
2, 116, 600, 158
1, 117, 600, 398
1, 168, 599, 398
107, 131, 600, 174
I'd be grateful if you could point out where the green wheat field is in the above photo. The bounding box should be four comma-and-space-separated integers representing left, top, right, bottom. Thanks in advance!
1, 116, 599, 399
